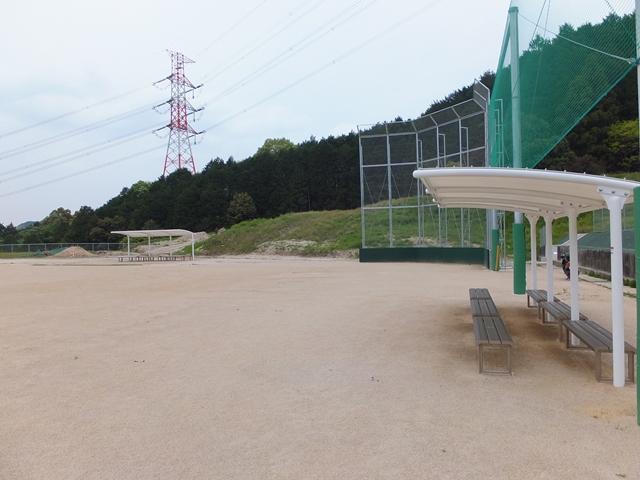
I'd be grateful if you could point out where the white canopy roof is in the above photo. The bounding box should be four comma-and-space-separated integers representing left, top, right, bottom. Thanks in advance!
111, 229, 193, 238
413, 168, 640, 218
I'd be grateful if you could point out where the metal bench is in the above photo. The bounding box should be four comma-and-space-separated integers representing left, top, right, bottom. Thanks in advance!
469, 289, 512, 375
561, 319, 636, 383
539, 299, 587, 326
525, 289, 560, 318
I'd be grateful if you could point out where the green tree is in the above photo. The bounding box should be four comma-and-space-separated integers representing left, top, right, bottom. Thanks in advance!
88, 226, 108, 242
256, 138, 295, 156
143, 219, 160, 230
66, 206, 98, 242
227, 192, 257, 225
39, 208, 73, 242
607, 119, 639, 171
3, 224, 18, 243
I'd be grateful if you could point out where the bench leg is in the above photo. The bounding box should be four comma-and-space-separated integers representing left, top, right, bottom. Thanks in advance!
478, 345, 512, 375
564, 330, 588, 350
543, 311, 559, 325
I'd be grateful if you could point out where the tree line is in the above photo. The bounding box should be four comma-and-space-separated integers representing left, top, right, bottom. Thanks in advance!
2, 13, 639, 244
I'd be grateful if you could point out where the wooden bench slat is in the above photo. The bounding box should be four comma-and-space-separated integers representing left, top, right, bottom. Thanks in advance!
484, 318, 501, 344
562, 319, 635, 383
473, 317, 484, 345
470, 289, 513, 375
565, 321, 609, 351
469, 288, 491, 299
492, 317, 513, 345
526, 289, 548, 302
564, 320, 636, 353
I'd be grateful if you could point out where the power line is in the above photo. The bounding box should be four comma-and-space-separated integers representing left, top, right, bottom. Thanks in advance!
201, 0, 373, 107
1, 0, 445, 198
198, 0, 270, 56
201, 0, 327, 83
0, 104, 152, 161
0, 85, 151, 140
0, 123, 162, 179
201, 0, 444, 132
0, 144, 165, 199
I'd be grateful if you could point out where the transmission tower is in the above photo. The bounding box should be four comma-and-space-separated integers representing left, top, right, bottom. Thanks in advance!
153, 50, 203, 176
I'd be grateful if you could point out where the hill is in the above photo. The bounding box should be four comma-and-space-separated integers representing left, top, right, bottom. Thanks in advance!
198, 209, 361, 257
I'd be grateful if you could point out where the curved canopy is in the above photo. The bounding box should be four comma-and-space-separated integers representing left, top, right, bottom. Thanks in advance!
111, 229, 193, 238
413, 168, 640, 218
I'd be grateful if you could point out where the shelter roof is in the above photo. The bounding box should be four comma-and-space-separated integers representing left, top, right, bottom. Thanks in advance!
111, 229, 193, 238
413, 168, 640, 218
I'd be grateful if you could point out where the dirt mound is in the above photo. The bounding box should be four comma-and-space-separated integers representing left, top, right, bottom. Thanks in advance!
54, 246, 95, 258
255, 240, 317, 255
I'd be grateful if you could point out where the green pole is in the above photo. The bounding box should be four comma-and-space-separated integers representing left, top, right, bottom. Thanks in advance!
490, 228, 500, 271
513, 222, 526, 294
634, 186, 640, 426
508, 6, 526, 294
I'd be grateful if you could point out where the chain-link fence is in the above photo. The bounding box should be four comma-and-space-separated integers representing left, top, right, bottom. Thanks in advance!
0, 242, 124, 257
359, 83, 490, 249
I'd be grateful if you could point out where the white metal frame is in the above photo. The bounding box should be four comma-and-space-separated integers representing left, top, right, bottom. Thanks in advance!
111, 229, 196, 261
414, 167, 640, 387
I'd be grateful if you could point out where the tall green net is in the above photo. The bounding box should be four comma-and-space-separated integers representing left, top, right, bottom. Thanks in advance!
489, 0, 638, 168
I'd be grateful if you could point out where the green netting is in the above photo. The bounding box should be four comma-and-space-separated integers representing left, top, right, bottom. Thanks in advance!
489, 0, 638, 168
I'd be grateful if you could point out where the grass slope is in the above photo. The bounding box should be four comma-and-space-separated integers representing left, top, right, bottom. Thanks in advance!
199, 209, 361, 256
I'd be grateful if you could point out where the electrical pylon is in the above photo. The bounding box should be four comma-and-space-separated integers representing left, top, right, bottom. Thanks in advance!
153, 50, 203, 176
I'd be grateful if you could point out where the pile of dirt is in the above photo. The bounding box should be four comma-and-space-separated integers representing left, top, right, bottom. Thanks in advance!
255, 240, 318, 255
54, 246, 95, 258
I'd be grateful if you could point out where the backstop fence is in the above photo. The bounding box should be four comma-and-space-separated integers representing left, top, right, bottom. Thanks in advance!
358, 83, 491, 250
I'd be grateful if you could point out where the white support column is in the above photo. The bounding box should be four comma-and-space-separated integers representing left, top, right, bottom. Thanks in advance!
568, 209, 580, 322
600, 188, 629, 387
545, 215, 554, 302
127, 236, 130, 257
191, 232, 195, 262
527, 214, 539, 289
148, 235, 151, 258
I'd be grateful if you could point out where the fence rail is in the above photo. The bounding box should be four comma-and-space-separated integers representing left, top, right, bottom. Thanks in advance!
0, 243, 124, 255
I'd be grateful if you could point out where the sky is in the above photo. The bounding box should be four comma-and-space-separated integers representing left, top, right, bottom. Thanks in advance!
1, 0, 621, 225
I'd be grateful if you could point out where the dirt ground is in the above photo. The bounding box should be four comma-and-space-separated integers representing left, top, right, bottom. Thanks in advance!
0, 256, 638, 479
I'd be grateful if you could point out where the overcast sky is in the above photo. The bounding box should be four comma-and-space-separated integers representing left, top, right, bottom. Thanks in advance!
1, 0, 625, 225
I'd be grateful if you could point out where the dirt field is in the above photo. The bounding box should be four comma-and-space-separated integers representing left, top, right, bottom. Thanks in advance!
0, 256, 638, 479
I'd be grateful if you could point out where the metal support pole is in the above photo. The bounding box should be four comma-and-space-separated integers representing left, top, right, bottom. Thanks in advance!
458, 117, 464, 247
545, 216, 554, 302
633, 0, 640, 421
148, 235, 151, 258
633, 186, 640, 424
509, 6, 522, 170
358, 135, 366, 248
568, 210, 580, 322
385, 126, 393, 247
509, 6, 526, 294
415, 131, 423, 244
191, 232, 195, 262
601, 189, 628, 387
127, 236, 130, 257
527, 214, 539, 290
